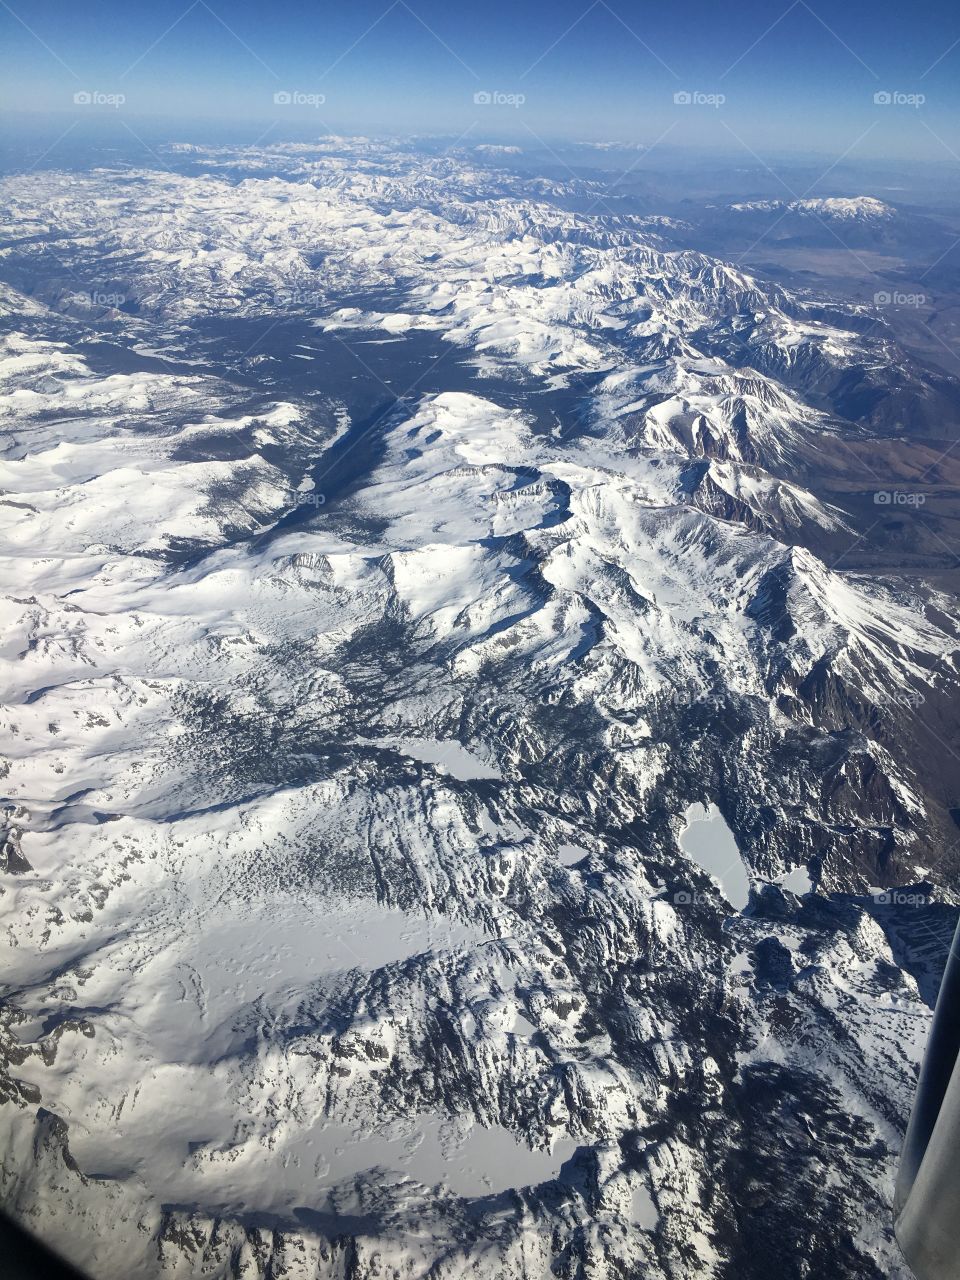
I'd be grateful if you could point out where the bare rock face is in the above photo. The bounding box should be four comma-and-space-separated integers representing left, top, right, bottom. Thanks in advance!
1, 808, 31, 874
0, 137, 957, 1280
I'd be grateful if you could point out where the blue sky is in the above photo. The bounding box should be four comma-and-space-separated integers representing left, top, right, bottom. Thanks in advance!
2, 0, 959, 159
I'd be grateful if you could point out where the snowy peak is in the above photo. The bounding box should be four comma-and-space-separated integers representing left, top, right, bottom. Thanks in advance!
729, 196, 898, 222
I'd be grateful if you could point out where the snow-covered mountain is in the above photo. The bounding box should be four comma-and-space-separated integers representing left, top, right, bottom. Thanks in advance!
0, 137, 958, 1280
728, 196, 897, 223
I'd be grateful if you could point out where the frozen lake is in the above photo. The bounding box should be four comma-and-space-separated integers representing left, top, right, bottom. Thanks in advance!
679, 802, 751, 911
360, 735, 502, 780
393, 737, 502, 780
557, 842, 588, 866
779, 865, 813, 895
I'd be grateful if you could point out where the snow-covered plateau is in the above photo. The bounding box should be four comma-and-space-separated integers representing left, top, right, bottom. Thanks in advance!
0, 137, 958, 1280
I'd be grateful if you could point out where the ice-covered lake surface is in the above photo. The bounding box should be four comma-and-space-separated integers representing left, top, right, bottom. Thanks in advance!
631, 1181, 660, 1229
391, 737, 502, 780
557, 842, 589, 866
779, 865, 813, 895
359, 736, 502, 780
678, 802, 751, 911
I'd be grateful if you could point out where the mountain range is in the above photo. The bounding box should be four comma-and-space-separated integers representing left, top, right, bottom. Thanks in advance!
1, 136, 958, 1280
